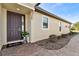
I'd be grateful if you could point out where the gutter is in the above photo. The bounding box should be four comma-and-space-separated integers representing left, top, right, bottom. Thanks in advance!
35, 4, 72, 24
35, 3, 41, 7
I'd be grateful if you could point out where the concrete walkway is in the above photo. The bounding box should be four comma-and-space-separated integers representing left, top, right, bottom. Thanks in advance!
1, 34, 79, 56
32, 34, 79, 56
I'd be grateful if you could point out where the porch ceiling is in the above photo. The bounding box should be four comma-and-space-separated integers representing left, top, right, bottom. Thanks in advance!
2, 3, 33, 14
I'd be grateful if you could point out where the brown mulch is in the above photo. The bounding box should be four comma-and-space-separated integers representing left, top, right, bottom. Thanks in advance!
34, 33, 77, 50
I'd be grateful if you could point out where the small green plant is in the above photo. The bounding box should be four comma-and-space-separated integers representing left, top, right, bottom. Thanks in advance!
21, 31, 29, 38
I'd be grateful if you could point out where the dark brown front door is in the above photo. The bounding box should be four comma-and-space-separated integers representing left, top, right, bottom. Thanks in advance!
7, 11, 24, 42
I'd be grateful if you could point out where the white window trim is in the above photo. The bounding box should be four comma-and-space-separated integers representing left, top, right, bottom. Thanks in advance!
59, 22, 61, 27
42, 15, 49, 30
59, 22, 61, 31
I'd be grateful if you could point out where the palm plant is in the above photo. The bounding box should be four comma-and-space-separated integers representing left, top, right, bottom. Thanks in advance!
21, 31, 29, 43
21, 31, 29, 38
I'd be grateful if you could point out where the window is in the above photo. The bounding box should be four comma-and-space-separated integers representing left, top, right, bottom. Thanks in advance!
69, 25, 71, 28
22, 16, 24, 32
65, 25, 67, 28
42, 16, 48, 29
59, 22, 61, 31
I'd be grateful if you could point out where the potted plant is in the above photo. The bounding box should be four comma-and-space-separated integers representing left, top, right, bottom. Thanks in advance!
21, 31, 29, 43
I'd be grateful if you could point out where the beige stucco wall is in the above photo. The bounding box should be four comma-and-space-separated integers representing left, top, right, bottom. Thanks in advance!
31, 12, 70, 42
0, 5, 1, 50
25, 12, 32, 42
60, 21, 70, 34
1, 8, 7, 45
0, 4, 7, 49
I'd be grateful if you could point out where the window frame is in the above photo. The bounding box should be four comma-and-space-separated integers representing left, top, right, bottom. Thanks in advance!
59, 22, 61, 32
42, 15, 49, 30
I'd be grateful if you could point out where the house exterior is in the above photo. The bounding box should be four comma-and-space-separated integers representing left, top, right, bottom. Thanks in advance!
0, 3, 72, 50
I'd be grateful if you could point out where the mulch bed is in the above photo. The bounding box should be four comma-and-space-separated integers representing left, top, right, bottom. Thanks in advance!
34, 33, 77, 50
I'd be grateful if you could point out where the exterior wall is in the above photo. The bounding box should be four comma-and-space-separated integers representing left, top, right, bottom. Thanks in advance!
1, 8, 7, 45
0, 4, 7, 49
0, 5, 1, 50
25, 12, 32, 42
60, 21, 70, 34
31, 12, 70, 42
0, 5, 7, 49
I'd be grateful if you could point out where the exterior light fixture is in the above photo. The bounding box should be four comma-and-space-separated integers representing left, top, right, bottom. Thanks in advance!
17, 8, 20, 11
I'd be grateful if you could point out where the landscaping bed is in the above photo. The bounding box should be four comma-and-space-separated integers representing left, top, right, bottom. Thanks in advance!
34, 32, 78, 50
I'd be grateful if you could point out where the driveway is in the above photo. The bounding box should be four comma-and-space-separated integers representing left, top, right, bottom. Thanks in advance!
1, 34, 79, 56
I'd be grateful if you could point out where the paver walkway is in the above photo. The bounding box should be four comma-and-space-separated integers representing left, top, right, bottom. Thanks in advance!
1, 34, 79, 56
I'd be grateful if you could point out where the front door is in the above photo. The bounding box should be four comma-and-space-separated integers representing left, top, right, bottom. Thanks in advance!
7, 11, 25, 42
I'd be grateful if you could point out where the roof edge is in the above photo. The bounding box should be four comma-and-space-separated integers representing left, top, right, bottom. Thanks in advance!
35, 3, 41, 7
35, 6, 72, 24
